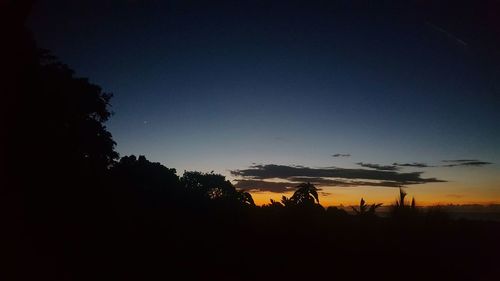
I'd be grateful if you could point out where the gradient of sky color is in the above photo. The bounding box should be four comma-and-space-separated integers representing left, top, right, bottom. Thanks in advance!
28, 1, 500, 205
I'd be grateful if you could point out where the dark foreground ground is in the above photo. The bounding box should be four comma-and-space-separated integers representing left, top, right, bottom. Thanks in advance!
3, 3, 500, 280
5, 199, 500, 281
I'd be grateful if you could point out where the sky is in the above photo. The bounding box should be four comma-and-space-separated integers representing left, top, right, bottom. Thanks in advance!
28, 0, 500, 205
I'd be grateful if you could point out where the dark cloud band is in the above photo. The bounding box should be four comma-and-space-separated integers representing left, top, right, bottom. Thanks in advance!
356, 162, 399, 171
231, 164, 444, 192
393, 162, 431, 168
233, 179, 295, 193
442, 160, 492, 167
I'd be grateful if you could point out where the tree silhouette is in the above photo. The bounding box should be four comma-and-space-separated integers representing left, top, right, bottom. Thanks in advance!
7, 47, 119, 202
289, 182, 320, 206
279, 182, 322, 210
4, 17, 121, 256
180, 171, 254, 206
35, 50, 119, 171
235, 189, 255, 206
111, 155, 179, 189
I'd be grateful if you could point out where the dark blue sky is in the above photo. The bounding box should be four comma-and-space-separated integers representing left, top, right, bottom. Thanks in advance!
29, 1, 500, 204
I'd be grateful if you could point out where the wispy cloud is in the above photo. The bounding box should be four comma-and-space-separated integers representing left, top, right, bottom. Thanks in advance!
234, 178, 329, 193
393, 162, 431, 168
288, 176, 406, 188
425, 21, 468, 47
356, 162, 399, 171
393, 160, 492, 168
332, 153, 351, 157
442, 159, 479, 163
441, 160, 492, 167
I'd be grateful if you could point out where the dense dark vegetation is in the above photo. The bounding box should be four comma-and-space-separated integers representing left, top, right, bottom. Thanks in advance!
2, 2, 500, 280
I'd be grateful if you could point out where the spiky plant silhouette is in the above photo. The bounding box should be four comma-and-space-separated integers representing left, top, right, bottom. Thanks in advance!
391, 188, 418, 219
352, 198, 382, 217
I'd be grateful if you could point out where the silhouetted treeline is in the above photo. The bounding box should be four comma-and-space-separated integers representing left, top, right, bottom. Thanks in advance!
2, 2, 500, 280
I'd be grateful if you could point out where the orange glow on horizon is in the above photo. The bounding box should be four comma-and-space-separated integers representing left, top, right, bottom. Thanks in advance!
249, 184, 500, 207
239, 167, 500, 207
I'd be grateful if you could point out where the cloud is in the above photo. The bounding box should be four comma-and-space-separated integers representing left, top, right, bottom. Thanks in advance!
231, 164, 444, 193
234, 158, 491, 193
332, 153, 351, 157
233, 179, 295, 193
231, 164, 442, 183
393, 160, 493, 168
286, 176, 350, 185
234, 177, 408, 193
441, 160, 492, 167
393, 162, 431, 168
287, 176, 406, 188
356, 162, 399, 171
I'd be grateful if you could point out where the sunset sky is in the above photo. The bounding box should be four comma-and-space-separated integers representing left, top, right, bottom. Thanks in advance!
29, 0, 500, 206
